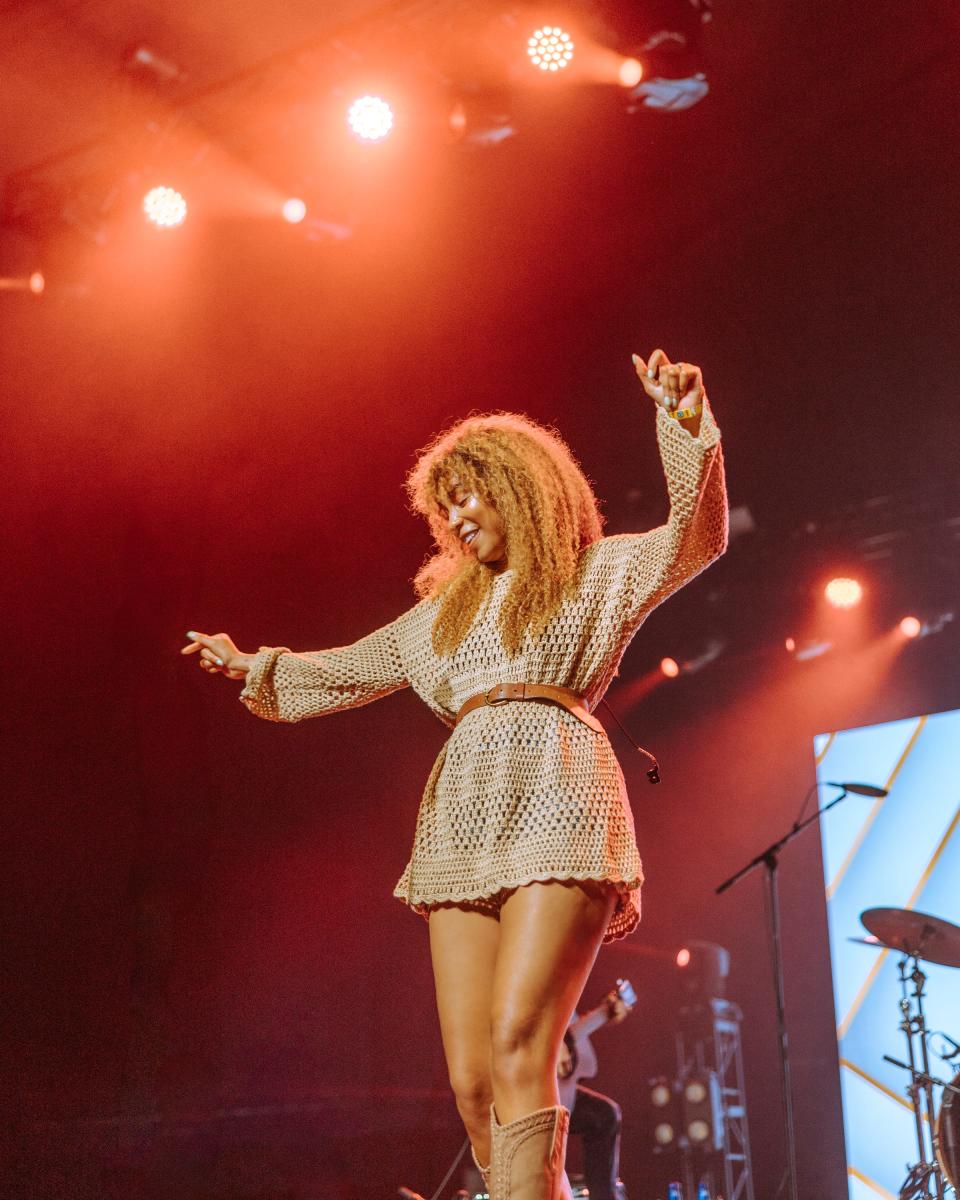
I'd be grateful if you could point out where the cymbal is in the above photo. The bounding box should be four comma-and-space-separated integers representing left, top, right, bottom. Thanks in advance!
847, 935, 882, 949
860, 907, 960, 968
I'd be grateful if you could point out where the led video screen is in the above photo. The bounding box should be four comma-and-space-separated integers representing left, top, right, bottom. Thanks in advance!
816, 710, 960, 1199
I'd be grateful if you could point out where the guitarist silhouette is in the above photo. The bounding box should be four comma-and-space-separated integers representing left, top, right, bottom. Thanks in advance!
558, 979, 636, 1200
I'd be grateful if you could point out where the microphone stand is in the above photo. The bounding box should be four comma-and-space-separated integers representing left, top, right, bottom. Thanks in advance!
715, 785, 856, 1200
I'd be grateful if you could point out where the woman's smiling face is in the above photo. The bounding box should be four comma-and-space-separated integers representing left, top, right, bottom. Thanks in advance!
440, 474, 508, 565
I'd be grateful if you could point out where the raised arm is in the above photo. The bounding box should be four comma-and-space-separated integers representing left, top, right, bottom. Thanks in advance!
181, 611, 411, 724
607, 349, 728, 627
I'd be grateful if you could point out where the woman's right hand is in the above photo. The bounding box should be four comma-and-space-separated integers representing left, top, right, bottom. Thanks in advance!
180, 631, 255, 681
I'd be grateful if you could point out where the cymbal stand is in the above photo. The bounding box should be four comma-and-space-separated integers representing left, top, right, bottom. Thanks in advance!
892, 954, 945, 1200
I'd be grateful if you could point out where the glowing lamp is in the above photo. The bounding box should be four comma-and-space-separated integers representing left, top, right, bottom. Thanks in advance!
899, 616, 922, 639
347, 95, 394, 141
660, 657, 680, 678
29, 272, 45, 294
824, 576, 863, 609
684, 1080, 708, 1104
282, 198, 307, 224
527, 26, 574, 72
784, 636, 796, 653
619, 58, 643, 88
648, 1075, 680, 1151
676, 947, 691, 968
653, 1121, 676, 1145
681, 1073, 721, 1150
651, 1081, 672, 1107
143, 186, 187, 228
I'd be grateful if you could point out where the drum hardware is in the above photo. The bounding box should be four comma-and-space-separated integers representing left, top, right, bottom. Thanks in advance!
859, 907, 960, 1200
883, 1054, 960, 1199
937, 1070, 960, 1194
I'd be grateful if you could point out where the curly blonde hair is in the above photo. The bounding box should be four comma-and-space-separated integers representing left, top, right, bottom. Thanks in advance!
406, 412, 604, 656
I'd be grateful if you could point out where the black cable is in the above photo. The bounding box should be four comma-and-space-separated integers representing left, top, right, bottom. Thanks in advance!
791, 781, 821, 831
601, 698, 661, 783
428, 1136, 470, 1200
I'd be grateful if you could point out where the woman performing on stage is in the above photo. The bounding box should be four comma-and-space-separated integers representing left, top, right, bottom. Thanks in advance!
181, 348, 727, 1200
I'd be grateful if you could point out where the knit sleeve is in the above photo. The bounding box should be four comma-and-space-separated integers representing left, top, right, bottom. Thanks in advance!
606, 395, 728, 627
239, 611, 411, 723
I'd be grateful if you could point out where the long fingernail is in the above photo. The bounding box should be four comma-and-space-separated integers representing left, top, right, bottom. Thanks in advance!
631, 353, 639, 365
647, 369, 654, 379
215, 657, 224, 666
187, 631, 197, 639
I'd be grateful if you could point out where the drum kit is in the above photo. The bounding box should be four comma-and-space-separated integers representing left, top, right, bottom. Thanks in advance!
852, 907, 960, 1199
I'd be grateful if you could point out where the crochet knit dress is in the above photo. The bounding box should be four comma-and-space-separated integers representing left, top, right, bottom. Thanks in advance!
240, 401, 727, 942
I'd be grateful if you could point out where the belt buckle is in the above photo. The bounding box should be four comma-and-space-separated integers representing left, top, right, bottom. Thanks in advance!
484, 684, 513, 707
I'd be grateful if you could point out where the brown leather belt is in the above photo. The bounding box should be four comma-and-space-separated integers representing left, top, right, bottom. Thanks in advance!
455, 682, 605, 734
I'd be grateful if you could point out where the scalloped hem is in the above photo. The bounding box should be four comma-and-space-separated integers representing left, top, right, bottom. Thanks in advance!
394, 871, 642, 944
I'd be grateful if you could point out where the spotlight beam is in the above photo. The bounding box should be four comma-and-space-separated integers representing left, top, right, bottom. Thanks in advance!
0, 272, 44, 294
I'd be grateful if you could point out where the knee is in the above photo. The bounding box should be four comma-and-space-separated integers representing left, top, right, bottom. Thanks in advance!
448, 1062, 493, 1122
490, 1010, 552, 1087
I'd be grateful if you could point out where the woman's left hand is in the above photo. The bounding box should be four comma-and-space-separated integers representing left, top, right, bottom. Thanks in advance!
632, 348, 703, 422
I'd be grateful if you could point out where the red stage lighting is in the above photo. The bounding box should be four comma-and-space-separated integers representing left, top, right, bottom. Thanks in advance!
824, 577, 863, 609
347, 95, 394, 141
143, 186, 187, 228
282, 198, 307, 224
660, 657, 680, 678
784, 636, 796, 653
899, 616, 922, 639
527, 26, 575, 72
676, 947, 691, 968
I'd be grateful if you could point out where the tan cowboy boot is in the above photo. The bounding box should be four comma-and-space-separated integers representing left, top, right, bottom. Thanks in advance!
490, 1104, 572, 1200
472, 1144, 492, 1195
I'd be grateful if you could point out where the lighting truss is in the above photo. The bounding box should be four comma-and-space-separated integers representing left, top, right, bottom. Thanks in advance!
672, 999, 756, 1200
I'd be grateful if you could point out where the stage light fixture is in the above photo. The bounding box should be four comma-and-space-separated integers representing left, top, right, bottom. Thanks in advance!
784, 636, 796, 653
0, 270, 45, 294
660, 657, 680, 678
676, 941, 730, 1002
123, 45, 184, 86
793, 638, 833, 661
619, 57, 644, 87
282, 198, 307, 224
143, 186, 187, 228
626, 74, 709, 112
681, 637, 725, 675
648, 1075, 678, 1147
681, 1071, 722, 1151
347, 95, 394, 141
447, 92, 516, 147
824, 576, 863, 609
527, 26, 575, 72
895, 611, 954, 641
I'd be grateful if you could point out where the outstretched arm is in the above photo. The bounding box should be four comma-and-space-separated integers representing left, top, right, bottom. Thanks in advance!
181, 613, 411, 723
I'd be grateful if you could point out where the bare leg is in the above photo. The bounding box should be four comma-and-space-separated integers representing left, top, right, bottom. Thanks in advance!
490, 880, 616, 1124
429, 903, 501, 1165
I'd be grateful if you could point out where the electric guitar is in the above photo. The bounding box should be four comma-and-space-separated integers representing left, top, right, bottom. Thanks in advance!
558, 978, 637, 1111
